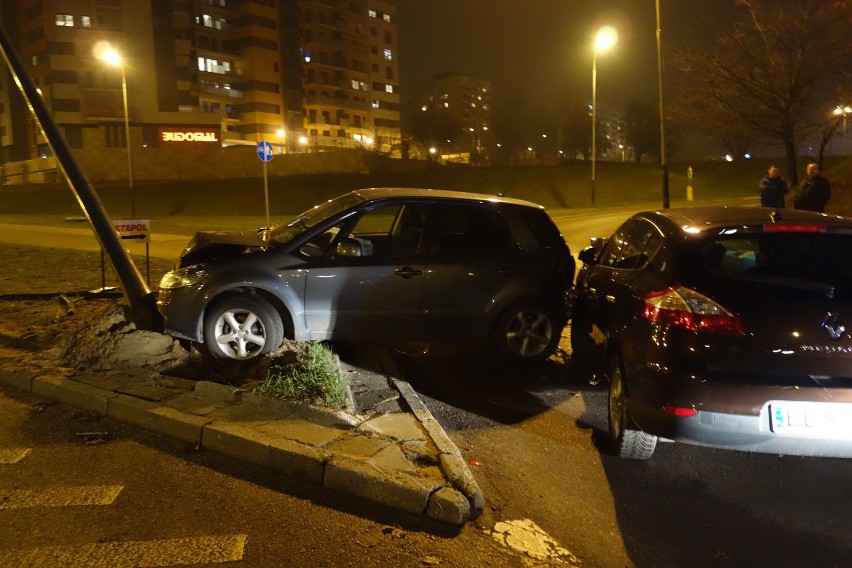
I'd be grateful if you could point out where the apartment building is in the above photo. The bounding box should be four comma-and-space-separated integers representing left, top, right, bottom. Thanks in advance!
413, 72, 492, 163
0, 0, 400, 175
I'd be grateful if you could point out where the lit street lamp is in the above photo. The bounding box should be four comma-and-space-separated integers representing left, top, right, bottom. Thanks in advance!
591, 26, 617, 206
96, 43, 135, 217
834, 105, 851, 133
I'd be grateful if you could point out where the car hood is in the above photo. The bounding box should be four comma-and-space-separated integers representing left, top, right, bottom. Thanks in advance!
178, 230, 268, 267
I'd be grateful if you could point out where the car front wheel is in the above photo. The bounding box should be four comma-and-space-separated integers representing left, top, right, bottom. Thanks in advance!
203, 295, 284, 362
609, 356, 657, 459
492, 301, 561, 363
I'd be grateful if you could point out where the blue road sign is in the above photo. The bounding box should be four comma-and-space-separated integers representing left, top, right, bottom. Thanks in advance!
257, 140, 273, 162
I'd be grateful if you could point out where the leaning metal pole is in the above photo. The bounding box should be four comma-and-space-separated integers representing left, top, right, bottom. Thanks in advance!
0, 24, 162, 331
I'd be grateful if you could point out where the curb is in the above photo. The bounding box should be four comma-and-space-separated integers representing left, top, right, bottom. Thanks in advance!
376, 350, 485, 516
0, 354, 484, 525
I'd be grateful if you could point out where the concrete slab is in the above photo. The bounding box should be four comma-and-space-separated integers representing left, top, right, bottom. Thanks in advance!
31, 374, 117, 414
324, 456, 441, 516
426, 486, 472, 526
0, 369, 34, 392
358, 412, 428, 442
106, 394, 208, 445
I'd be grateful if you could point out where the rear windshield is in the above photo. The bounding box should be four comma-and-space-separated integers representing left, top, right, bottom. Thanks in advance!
689, 231, 852, 301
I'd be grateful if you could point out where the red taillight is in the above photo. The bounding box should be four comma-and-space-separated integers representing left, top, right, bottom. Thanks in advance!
642, 286, 744, 336
661, 405, 698, 417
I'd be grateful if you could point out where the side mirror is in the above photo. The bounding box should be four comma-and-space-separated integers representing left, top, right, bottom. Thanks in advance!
335, 239, 363, 257
578, 246, 598, 265
335, 237, 373, 257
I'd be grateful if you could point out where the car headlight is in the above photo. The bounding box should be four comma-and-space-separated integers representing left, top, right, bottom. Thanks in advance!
159, 266, 207, 289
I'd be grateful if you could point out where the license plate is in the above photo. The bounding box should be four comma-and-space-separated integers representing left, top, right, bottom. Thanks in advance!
769, 402, 852, 439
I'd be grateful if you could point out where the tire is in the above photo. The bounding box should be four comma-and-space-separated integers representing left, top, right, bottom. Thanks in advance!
608, 356, 657, 459
203, 295, 284, 362
492, 301, 561, 364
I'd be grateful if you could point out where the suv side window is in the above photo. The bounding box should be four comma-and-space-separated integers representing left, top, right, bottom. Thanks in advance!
347, 203, 427, 257
428, 203, 513, 257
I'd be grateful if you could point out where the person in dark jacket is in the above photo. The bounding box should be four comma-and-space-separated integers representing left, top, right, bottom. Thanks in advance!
759, 165, 788, 208
794, 162, 831, 212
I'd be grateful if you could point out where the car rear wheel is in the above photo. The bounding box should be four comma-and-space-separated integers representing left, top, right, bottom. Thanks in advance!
608, 356, 657, 459
203, 295, 284, 362
492, 301, 561, 363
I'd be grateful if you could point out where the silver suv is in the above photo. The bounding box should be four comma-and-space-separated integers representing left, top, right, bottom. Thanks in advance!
158, 188, 574, 364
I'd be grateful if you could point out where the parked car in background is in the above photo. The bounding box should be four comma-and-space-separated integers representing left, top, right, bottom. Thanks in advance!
158, 188, 574, 364
572, 206, 852, 459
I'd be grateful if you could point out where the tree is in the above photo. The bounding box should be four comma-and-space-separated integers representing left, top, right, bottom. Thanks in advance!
672, 0, 852, 185
624, 99, 659, 164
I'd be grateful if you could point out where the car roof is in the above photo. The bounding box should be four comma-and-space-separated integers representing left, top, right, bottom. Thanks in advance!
350, 187, 545, 210
634, 206, 852, 235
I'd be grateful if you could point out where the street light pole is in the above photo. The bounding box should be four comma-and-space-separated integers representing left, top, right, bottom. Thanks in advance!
97, 43, 135, 217
656, 0, 670, 209
592, 52, 598, 206
119, 64, 134, 218
591, 27, 617, 207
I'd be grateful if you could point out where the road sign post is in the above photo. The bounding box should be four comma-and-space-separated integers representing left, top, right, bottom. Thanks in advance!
113, 219, 151, 284
257, 140, 273, 226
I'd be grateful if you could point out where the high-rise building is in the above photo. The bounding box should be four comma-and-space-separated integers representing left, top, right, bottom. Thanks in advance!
412, 72, 492, 163
0, 0, 400, 167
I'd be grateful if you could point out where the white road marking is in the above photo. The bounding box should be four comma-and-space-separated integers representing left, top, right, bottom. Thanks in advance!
0, 534, 248, 567
491, 519, 581, 566
0, 447, 31, 464
0, 485, 123, 509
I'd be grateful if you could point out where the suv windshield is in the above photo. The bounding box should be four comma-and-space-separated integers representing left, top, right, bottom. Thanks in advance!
694, 231, 852, 300
268, 193, 363, 246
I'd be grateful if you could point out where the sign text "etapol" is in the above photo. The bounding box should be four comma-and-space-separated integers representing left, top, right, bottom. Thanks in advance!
161, 131, 219, 143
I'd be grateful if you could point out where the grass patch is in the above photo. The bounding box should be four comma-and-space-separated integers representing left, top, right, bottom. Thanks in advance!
0, 243, 174, 295
254, 342, 348, 407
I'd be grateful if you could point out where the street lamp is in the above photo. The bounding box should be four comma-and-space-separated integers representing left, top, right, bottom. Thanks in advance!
97, 44, 134, 217
276, 128, 286, 154
834, 105, 851, 133
591, 26, 617, 206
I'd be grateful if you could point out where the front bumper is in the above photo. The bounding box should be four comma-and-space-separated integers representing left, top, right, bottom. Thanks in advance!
156, 287, 205, 342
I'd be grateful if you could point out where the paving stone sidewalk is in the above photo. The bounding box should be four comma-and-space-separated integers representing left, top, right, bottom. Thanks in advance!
0, 335, 483, 526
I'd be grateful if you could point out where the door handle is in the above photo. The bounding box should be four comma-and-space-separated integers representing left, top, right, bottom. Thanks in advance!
395, 266, 422, 279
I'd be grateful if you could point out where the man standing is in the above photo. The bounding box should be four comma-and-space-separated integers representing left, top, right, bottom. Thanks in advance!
794, 163, 831, 212
759, 165, 788, 208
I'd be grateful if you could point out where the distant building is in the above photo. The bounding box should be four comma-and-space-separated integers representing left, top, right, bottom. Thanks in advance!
411, 72, 492, 163
0, 0, 401, 175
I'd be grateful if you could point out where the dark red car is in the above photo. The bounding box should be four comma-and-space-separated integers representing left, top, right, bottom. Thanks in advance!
572, 207, 852, 459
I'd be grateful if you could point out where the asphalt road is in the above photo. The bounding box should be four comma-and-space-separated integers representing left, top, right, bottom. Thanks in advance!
388, 344, 852, 568
0, 383, 522, 567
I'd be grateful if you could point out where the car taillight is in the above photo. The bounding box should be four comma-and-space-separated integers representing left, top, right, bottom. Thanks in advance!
642, 286, 744, 335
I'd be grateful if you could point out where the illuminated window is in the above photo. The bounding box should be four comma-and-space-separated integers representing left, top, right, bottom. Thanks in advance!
383, 14, 391, 22
198, 57, 231, 74
383, 49, 392, 61
368, 9, 377, 18
351, 79, 359, 90
81, 15, 91, 27
55, 14, 74, 26
372, 100, 380, 109
385, 84, 393, 93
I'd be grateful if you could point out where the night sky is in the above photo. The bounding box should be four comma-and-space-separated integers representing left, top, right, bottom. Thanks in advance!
396, 0, 732, 131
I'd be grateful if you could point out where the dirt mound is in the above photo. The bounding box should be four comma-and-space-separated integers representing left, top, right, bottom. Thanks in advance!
58, 301, 310, 385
